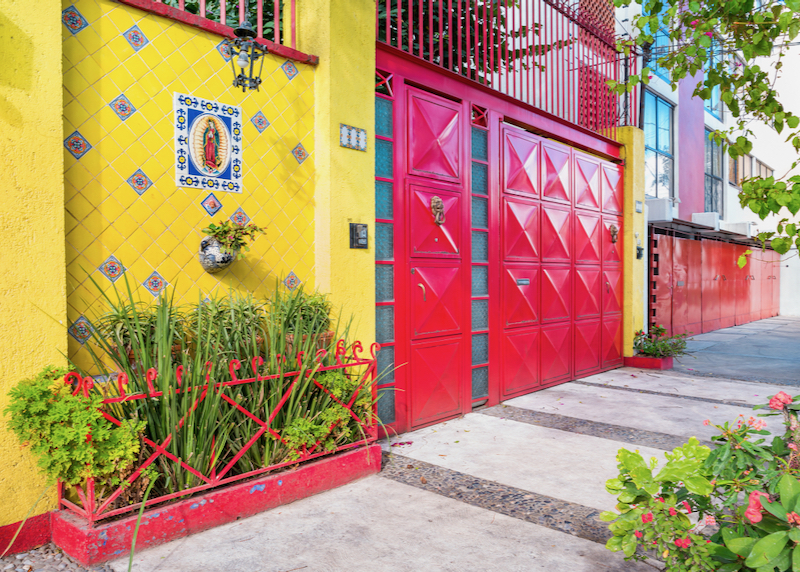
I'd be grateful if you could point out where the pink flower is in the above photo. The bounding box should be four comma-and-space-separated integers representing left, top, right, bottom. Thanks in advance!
648, 75, 653, 80
642, 512, 654, 524
705, 31, 714, 37
770, 397, 786, 410
635, 530, 643, 538
745, 507, 762, 523
669, 507, 677, 516
703, 419, 710, 426
788, 512, 800, 525
675, 537, 692, 548
790, 443, 798, 451
705, 515, 716, 525
690, 20, 699, 27
656, 497, 665, 503
682, 501, 691, 512
777, 391, 793, 405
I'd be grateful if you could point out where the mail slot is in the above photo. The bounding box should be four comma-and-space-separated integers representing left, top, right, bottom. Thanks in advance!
676, 280, 685, 287
517, 278, 530, 286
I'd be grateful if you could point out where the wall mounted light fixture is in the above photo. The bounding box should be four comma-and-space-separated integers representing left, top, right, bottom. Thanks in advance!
224, 21, 268, 92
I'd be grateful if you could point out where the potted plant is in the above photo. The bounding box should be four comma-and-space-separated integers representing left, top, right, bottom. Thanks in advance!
199, 219, 265, 273
624, 325, 690, 370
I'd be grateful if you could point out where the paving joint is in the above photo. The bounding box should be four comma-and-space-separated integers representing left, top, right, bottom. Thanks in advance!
479, 405, 714, 450
573, 380, 756, 407
379, 452, 612, 545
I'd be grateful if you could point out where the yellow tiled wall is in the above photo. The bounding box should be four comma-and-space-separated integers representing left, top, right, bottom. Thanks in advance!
62, 0, 315, 369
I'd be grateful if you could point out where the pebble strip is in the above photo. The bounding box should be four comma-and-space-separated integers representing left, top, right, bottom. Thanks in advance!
479, 405, 714, 450
0, 544, 113, 572
380, 452, 611, 544
574, 380, 756, 407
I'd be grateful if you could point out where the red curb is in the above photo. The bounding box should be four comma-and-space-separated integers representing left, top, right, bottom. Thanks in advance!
0, 513, 51, 556
52, 445, 381, 566
624, 356, 674, 370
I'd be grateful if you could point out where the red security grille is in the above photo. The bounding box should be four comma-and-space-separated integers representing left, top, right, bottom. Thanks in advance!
377, 0, 638, 140
57, 340, 379, 523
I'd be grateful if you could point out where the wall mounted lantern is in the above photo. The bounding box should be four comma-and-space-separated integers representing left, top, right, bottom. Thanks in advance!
224, 21, 268, 92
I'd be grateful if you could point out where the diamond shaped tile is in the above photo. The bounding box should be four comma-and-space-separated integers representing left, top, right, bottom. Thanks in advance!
64, 131, 92, 159
251, 111, 270, 133
281, 60, 299, 80
216, 40, 232, 62
62, 6, 89, 35
143, 271, 167, 297
68, 316, 94, 345
291, 143, 308, 164
201, 193, 223, 216
123, 25, 148, 51
98, 255, 125, 283
109, 93, 136, 121
230, 207, 250, 226
284, 271, 301, 290
127, 169, 153, 195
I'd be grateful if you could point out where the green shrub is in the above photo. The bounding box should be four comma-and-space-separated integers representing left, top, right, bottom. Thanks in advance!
5, 365, 144, 486
633, 325, 690, 358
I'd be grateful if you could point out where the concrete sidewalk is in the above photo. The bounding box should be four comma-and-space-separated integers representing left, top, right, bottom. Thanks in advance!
112, 366, 793, 572
676, 316, 800, 384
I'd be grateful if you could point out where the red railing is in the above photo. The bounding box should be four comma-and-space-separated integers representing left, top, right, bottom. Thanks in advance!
58, 341, 379, 523
118, 0, 318, 64
377, 0, 638, 139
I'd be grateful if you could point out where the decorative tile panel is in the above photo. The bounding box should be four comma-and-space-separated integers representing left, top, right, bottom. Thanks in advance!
68, 317, 94, 345
109, 94, 136, 121
143, 272, 167, 297
98, 255, 125, 283
340, 124, 367, 151
216, 41, 233, 62
230, 208, 250, 226
123, 25, 149, 51
201, 193, 223, 216
251, 111, 270, 133
62, 6, 88, 35
292, 143, 308, 164
281, 60, 299, 80
64, 131, 91, 160
126, 169, 153, 195
284, 272, 301, 290
174, 93, 243, 193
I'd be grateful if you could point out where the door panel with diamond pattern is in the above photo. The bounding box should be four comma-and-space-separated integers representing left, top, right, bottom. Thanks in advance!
409, 337, 464, 426
410, 186, 461, 257
411, 264, 463, 338
407, 89, 462, 182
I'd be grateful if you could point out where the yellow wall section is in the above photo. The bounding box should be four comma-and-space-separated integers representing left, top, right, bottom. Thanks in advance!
297, 1, 376, 347
0, 0, 66, 526
619, 126, 646, 356
62, 0, 316, 370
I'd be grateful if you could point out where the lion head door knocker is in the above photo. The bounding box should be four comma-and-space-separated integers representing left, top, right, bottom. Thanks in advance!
609, 224, 619, 244
431, 196, 446, 226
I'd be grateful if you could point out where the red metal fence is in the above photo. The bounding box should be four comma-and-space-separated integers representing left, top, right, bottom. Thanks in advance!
120, 0, 300, 53
58, 341, 379, 523
377, 0, 638, 140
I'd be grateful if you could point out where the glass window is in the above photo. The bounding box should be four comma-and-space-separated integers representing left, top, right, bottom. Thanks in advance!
643, 91, 674, 199
756, 160, 774, 180
704, 129, 724, 215
704, 42, 723, 119
646, 4, 672, 82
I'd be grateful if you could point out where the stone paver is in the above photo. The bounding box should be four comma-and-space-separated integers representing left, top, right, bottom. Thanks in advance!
0, 544, 112, 572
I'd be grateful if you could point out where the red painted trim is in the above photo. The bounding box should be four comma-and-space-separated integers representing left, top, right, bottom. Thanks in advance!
377, 43, 622, 161
624, 356, 674, 370
116, 0, 319, 65
52, 445, 381, 566
0, 513, 51, 556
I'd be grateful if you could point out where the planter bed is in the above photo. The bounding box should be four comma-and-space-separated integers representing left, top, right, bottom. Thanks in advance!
624, 356, 674, 370
52, 444, 381, 566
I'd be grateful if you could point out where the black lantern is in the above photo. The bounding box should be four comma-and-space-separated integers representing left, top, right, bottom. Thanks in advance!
224, 21, 268, 92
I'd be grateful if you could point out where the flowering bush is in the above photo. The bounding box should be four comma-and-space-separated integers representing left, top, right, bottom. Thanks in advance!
604, 390, 800, 571
633, 325, 690, 358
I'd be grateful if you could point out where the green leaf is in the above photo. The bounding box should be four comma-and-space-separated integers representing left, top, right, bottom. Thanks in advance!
606, 535, 624, 552
788, 116, 800, 129
789, 528, 800, 543
727, 537, 757, 558
761, 495, 788, 522
793, 544, 800, 572
599, 511, 619, 522
779, 475, 800, 514
684, 475, 713, 495
745, 531, 789, 568
622, 533, 638, 557
737, 251, 752, 268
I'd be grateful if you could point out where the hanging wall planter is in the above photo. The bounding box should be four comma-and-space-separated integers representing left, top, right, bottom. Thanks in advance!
199, 219, 266, 274
199, 236, 238, 273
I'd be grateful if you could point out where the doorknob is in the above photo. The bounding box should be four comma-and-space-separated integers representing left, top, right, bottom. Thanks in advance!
606, 281, 610, 292
418, 283, 426, 302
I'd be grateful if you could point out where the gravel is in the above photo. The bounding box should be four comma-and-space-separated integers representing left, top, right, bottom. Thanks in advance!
0, 545, 114, 572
